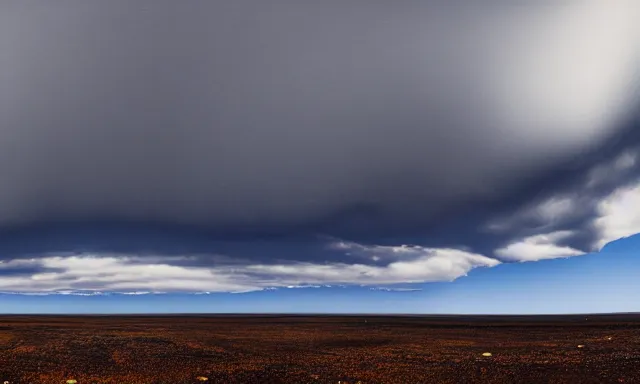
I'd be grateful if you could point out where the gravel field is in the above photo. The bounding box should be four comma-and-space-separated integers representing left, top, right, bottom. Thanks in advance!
0, 314, 639, 383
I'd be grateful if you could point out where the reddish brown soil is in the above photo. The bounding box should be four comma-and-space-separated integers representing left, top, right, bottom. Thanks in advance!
1, 314, 640, 383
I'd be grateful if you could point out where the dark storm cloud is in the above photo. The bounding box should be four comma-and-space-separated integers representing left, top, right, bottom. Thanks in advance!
0, 1, 639, 292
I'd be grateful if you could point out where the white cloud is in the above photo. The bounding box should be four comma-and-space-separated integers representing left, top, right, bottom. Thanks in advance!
494, 231, 584, 262
284, 285, 322, 289
485, 146, 640, 260
0, 247, 500, 294
370, 287, 422, 292
592, 182, 640, 251
0, 255, 256, 293
247, 247, 499, 285
485, 144, 640, 236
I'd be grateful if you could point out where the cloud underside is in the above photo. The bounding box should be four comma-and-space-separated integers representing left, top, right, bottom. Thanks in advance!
2, 169, 640, 295
0, 1, 637, 229
490, 149, 640, 261
0, 1, 638, 294
1, 169, 640, 294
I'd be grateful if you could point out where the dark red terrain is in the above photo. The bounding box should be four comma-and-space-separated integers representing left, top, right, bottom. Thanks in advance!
1, 314, 639, 383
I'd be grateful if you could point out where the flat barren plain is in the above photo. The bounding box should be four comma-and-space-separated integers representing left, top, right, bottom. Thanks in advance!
1, 314, 640, 383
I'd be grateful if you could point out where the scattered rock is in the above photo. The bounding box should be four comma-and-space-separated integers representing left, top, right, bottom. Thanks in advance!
482, 352, 492, 357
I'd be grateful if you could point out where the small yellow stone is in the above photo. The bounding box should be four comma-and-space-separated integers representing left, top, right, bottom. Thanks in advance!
482, 352, 492, 357
577, 345, 584, 348
196, 377, 208, 381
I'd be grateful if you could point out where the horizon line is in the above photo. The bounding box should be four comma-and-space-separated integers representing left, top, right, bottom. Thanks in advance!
0, 312, 638, 316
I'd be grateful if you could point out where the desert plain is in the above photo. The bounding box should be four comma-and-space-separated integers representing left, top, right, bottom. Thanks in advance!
0, 314, 640, 383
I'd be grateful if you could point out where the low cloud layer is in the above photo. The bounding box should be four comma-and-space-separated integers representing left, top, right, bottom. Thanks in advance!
0, 249, 498, 293
494, 231, 585, 262
0, 1, 639, 292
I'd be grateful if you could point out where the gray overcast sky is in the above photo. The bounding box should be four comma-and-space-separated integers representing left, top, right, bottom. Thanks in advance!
0, 0, 639, 293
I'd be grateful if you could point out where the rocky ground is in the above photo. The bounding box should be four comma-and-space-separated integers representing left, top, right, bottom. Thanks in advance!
0, 314, 639, 383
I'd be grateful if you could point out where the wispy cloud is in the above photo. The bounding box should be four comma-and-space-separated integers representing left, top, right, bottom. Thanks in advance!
494, 231, 584, 262
369, 287, 422, 292
0, 248, 499, 294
